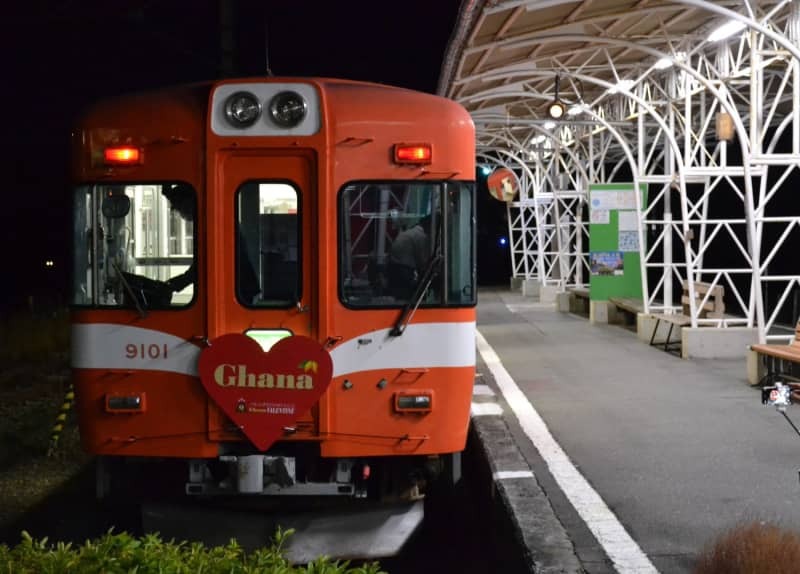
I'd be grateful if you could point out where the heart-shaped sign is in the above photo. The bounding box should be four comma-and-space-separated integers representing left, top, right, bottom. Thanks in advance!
198, 333, 333, 451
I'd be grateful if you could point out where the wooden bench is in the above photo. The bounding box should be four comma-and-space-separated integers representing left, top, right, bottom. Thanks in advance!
649, 281, 725, 355
568, 287, 590, 316
681, 280, 725, 319
750, 323, 800, 385
649, 313, 692, 355
608, 297, 643, 327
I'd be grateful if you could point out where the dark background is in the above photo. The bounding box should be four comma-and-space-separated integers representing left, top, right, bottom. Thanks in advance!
2, 0, 510, 313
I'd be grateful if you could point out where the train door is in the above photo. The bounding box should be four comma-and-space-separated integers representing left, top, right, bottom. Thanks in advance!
206, 151, 319, 441
209, 151, 316, 341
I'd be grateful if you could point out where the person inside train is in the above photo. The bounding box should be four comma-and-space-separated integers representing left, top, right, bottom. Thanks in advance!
163, 182, 260, 304
162, 183, 197, 293
114, 183, 196, 309
387, 214, 432, 299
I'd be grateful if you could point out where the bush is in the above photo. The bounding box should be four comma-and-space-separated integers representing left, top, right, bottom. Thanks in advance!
0, 528, 386, 574
694, 521, 800, 574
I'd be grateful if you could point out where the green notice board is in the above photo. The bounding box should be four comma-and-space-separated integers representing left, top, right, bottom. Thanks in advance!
588, 183, 647, 301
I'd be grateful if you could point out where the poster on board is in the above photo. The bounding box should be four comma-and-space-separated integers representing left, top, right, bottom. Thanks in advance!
590, 251, 624, 276
617, 210, 638, 231
590, 191, 618, 210
618, 231, 639, 252
616, 190, 638, 209
590, 209, 610, 224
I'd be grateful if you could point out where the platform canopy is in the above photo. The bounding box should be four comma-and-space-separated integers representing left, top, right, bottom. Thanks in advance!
439, 0, 800, 343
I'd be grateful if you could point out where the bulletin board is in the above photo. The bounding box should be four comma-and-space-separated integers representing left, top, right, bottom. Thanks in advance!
588, 183, 647, 301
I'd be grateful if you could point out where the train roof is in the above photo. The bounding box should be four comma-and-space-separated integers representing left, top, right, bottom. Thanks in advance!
75, 77, 471, 129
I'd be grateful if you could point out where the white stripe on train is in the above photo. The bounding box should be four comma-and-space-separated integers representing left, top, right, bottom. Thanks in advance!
329, 322, 476, 377
71, 324, 201, 375
70, 322, 477, 377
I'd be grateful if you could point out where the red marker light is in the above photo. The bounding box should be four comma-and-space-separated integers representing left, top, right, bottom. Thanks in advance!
394, 143, 432, 165
104, 146, 142, 165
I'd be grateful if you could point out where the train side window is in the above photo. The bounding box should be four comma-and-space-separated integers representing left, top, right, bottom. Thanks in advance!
236, 182, 301, 307
70, 183, 196, 309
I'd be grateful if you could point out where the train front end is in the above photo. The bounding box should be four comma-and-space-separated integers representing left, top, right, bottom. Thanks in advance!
70, 78, 476, 555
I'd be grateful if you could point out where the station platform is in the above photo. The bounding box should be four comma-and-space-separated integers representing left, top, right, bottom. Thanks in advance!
470, 287, 800, 573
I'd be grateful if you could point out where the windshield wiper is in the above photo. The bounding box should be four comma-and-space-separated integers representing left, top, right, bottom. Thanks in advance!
111, 260, 148, 318
390, 253, 441, 337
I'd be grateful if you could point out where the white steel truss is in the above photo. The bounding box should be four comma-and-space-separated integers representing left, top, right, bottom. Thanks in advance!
441, 0, 800, 343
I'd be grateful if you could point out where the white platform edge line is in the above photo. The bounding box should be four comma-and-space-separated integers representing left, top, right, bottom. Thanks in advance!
476, 328, 658, 574
473, 384, 496, 396
494, 470, 535, 480
470, 402, 504, 416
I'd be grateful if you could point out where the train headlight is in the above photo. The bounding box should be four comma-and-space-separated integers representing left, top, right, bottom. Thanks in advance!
224, 91, 262, 128
105, 393, 147, 413
394, 391, 433, 413
269, 91, 307, 128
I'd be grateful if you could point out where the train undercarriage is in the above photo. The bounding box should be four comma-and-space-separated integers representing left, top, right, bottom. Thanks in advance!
94, 449, 461, 562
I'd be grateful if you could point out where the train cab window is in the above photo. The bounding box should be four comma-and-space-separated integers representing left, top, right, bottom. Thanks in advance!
339, 181, 475, 308
236, 182, 300, 307
71, 183, 196, 309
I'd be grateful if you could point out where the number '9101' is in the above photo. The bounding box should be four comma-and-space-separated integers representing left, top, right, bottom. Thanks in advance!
126, 343, 168, 360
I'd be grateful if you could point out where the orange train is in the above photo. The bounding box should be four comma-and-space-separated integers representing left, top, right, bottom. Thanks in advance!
69, 77, 476, 549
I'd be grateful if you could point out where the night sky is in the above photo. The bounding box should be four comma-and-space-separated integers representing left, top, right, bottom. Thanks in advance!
3, 0, 506, 311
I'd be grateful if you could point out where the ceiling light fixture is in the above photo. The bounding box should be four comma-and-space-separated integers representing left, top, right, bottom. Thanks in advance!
548, 74, 566, 120
654, 57, 673, 70
708, 19, 747, 42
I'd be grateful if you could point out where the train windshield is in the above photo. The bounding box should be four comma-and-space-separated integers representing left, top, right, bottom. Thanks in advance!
71, 183, 196, 309
340, 181, 475, 307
